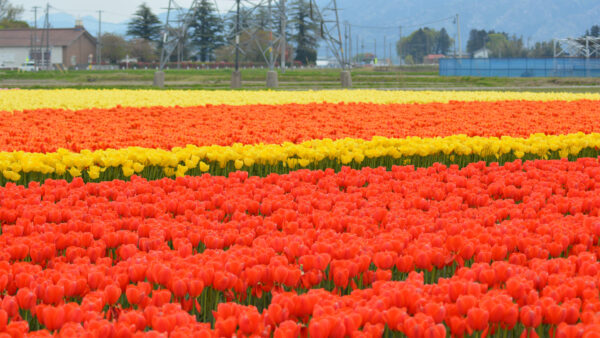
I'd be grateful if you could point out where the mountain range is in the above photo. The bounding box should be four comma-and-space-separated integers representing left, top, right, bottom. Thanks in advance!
33, 0, 599, 61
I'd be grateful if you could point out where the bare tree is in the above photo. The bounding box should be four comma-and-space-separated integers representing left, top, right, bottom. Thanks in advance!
0, 0, 28, 29
0, 0, 23, 21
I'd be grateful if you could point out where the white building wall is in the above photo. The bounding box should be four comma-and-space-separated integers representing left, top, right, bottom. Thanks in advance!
474, 48, 489, 58
0, 47, 29, 67
50, 46, 62, 64
0, 46, 63, 67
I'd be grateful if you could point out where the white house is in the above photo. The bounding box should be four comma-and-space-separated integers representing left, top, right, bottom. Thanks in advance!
316, 58, 340, 68
473, 47, 490, 58
0, 25, 97, 69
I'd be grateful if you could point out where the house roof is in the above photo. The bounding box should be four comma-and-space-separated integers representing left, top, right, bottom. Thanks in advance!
425, 54, 446, 59
0, 28, 97, 48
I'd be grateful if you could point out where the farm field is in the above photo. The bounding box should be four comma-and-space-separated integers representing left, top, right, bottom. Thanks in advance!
1, 89, 600, 337
2, 67, 600, 91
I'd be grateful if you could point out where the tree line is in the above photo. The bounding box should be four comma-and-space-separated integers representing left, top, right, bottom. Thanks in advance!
397, 23, 600, 64
2, 0, 599, 65
0, 0, 321, 65
396, 27, 453, 64
102, 0, 320, 65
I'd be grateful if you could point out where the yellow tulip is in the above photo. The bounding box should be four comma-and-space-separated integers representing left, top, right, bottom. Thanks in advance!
88, 166, 101, 180
1, 132, 600, 182
68, 167, 82, 177
234, 159, 244, 170
199, 161, 210, 172
122, 166, 135, 177
2, 89, 599, 112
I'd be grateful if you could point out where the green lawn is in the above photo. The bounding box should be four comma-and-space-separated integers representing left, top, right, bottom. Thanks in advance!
1, 66, 600, 92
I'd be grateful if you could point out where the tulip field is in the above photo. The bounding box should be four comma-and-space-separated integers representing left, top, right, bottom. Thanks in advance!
3, 89, 600, 337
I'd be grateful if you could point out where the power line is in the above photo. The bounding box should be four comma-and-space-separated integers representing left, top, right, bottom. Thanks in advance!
348, 16, 455, 31
401, 16, 455, 29
349, 24, 398, 30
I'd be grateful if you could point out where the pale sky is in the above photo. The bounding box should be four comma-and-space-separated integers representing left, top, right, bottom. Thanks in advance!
18, 0, 237, 23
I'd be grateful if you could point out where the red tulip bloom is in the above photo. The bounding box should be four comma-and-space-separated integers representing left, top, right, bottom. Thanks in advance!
520, 306, 542, 329
104, 284, 122, 305
467, 308, 489, 332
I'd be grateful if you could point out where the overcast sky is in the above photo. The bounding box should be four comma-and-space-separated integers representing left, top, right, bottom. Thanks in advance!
18, 0, 237, 23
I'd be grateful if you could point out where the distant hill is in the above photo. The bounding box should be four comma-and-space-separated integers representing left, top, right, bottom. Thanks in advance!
42, 12, 128, 36
335, 0, 600, 44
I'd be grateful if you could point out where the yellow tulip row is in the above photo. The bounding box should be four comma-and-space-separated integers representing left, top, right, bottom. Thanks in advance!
1, 132, 599, 185
2, 89, 599, 112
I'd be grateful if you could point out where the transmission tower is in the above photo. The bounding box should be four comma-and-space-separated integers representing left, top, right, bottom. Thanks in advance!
308, 0, 345, 69
155, 0, 347, 87
554, 37, 600, 58
158, 0, 205, 70
224, 0, 283, 71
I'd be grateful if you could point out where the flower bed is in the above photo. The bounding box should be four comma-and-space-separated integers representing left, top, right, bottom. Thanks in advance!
1, 160, 600, 336
1, 89, 600, 336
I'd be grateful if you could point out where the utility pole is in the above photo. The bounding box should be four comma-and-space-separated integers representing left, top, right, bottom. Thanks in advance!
399, 25, 402, 64
231, 0, 242, 88
43, 3, 50, 70
280, 0, 286, 73
455, 13, 461, 58
32, 7, 39, 28
31, 6, 40, 66
361, 39, 364, 56
383, 36, 386, 64
374, 38, 376, 59
356, 34, 358, 62
97, 10, 103, 65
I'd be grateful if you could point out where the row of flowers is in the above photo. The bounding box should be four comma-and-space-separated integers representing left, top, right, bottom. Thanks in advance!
1, 133, 599, 185
2, 100, 600, 152
1, 89, 598, 112
1, 159, 600, 335
2, 262, 600, 337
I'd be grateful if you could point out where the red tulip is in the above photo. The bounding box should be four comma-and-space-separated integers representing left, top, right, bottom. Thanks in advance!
215, 316, 237, 337
104, 284, 122, 305
0, 309, 7, 332
467, 308, 489, 332
520, 306, 542, 329
126, 286, 143, 306
309, 318, 332, 338
456, 295, 477, 316
449, 316, 467, 336
42, 306, 65, 331
1, 296, 17, 318
15, 288, 36, 311
171, 279, 188, 299
238, 310, 261, 334
424, 303, 445, 324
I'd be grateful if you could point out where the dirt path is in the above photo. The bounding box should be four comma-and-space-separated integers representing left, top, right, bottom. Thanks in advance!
1, 78, 599, 92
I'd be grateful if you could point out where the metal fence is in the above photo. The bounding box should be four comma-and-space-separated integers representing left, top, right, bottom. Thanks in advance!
439, 58, 600, 77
